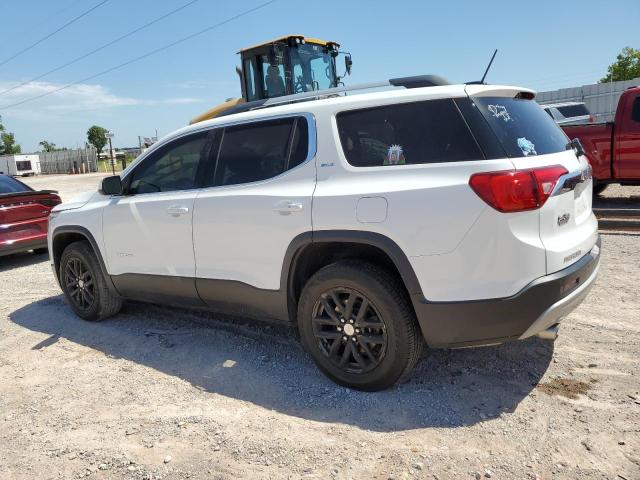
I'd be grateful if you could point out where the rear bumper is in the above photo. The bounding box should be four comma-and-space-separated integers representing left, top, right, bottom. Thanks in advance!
412, 236, 601, 348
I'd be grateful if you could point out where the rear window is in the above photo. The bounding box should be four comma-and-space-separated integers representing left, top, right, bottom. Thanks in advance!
473, 97, 569, 158
632, 96, 640, 122
0, 175, 31, 194
336, 99, 483, 167
556, 104, 590, 118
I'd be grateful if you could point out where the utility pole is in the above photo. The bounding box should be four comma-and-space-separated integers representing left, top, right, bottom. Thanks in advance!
107, 132, 115, 176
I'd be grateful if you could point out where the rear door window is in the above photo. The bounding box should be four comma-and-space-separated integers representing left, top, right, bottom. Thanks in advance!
213, 117, 309, 187
472, 97, 569, 158
336, 99, 483, 167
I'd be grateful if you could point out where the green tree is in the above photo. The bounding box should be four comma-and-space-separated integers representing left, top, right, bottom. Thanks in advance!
86, 125, 108, 159
1, 132, 21, 154
0, 116, 22, 155
39, 140, 57, 152
599, 47, 640, 83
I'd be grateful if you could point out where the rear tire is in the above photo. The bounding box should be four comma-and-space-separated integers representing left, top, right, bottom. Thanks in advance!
297, 261, 423, 391
59, 241, 122, 321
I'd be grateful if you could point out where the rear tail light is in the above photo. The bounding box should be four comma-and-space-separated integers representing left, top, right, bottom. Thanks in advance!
588, 115, 594, 123
469, 165, 568, 213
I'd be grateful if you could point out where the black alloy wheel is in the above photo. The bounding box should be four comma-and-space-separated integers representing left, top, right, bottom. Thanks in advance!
298, 261, 424, 391
63, 256, 95, 311
311, 287, 388, 374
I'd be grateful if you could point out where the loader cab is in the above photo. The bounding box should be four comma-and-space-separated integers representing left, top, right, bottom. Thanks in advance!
239, 35, 347, 102
189, 35, 352, 125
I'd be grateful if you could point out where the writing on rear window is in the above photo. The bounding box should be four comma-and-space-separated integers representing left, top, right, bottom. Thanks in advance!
487, 104, 512, 122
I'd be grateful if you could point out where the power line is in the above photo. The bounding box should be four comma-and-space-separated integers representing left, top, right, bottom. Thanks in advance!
0, 0, 277, 111
0, 0, 110, 69
0, 0, 201, 97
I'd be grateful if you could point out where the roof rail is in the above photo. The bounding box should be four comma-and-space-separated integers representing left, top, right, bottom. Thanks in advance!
217, 74, 450, 118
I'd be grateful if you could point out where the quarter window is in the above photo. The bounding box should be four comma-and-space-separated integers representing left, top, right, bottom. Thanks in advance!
213, 117, 308, 187
128, 131, 211, 194
336, 99, 483, 167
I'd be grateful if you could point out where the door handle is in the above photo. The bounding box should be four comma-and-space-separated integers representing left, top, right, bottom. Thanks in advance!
273, 200, 304, 215
167, 205, 189, 216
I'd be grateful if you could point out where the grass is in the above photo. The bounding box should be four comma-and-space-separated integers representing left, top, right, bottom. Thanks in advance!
97, 156, 134, 173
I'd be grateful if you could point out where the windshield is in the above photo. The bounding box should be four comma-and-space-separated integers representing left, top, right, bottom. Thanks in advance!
474, 97, 569, 158
0, 175, 31, 194
290, 43, 336, 93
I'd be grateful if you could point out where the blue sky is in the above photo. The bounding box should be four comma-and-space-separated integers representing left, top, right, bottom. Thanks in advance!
0, 0, 638, 152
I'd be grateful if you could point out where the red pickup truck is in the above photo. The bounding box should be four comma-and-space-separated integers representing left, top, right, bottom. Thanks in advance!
562, 86, 640, 195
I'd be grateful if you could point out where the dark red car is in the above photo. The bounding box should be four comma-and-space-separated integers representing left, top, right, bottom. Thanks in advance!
0, 175, 61, 257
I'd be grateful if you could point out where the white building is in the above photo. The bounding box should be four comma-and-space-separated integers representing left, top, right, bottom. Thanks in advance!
0, 154, 41, 176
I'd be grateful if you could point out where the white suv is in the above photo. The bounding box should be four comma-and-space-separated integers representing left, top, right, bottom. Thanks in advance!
49, 77, 600, 391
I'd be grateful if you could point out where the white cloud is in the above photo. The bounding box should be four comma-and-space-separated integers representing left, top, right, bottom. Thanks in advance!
0, 81, 202, 112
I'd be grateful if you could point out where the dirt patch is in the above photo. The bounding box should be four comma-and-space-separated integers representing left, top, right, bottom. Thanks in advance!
1, 175, 639, 479
537, 377, 596, 399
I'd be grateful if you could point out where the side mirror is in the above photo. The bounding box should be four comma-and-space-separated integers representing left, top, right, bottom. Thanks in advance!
345, 54, 353, 75
568, 137, 585, 158
100, 175, 123, 195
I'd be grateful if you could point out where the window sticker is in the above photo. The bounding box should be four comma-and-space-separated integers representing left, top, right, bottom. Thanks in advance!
517, 137, 537, 156
487, 104, 512, 122
384, 144, 406, 165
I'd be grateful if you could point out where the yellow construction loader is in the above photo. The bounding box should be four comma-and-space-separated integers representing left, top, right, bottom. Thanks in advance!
189, 34, 352, 124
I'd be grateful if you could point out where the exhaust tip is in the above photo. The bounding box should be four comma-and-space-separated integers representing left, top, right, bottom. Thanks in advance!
536, 324, 559, 341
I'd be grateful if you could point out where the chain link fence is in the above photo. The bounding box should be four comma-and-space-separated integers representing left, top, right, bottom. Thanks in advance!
38, 148, 98, 174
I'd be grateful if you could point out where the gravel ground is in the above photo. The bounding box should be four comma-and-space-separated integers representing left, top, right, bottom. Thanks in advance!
0, 174, 639, 480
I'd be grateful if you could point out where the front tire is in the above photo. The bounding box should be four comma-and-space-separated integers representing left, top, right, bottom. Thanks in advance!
297, 261, 423, 391
59, 241, 122, 321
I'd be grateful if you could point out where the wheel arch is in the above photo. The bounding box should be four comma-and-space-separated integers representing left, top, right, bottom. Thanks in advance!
51, 226, 115, 291
283, 230, 422, 322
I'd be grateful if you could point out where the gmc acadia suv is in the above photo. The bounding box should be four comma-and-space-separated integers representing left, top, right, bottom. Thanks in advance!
48, 79, 600, 391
